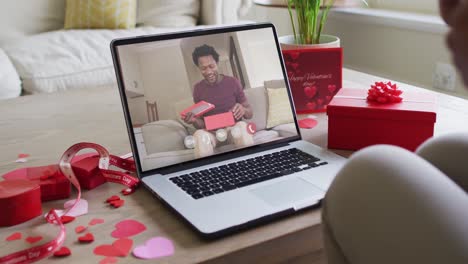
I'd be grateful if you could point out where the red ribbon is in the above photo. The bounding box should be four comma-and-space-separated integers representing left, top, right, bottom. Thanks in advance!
0, 143, 139, 263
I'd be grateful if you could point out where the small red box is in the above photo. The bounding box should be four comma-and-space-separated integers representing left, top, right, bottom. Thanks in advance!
204, 112, 236, 131
0, 179, 42, 226
72, 156, 107, 190
327, 88, 437, 151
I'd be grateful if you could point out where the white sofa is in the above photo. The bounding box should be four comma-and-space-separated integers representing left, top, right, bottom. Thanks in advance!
0, 0, 252, 100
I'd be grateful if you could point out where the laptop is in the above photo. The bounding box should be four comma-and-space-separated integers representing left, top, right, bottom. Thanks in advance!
111, 23, 347, 238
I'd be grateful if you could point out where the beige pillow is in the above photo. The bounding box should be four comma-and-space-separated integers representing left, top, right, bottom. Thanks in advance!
64, 0, 137, 29
266, 88, 295, 129
137, 0, 199, 28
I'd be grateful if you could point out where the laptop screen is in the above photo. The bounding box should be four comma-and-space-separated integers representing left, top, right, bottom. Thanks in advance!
115, 25, 299, 172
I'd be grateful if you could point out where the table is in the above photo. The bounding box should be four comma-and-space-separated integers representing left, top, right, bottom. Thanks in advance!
1, 69, 467, 263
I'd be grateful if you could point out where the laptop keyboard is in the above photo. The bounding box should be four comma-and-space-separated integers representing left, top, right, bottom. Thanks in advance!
169, 148, 328, 200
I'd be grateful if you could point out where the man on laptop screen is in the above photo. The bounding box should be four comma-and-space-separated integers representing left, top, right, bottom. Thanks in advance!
112, 24, 347, 238
183, 44, 254, 158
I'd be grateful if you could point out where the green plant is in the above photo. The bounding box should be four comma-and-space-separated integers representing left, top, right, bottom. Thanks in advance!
287, 0, 367, 45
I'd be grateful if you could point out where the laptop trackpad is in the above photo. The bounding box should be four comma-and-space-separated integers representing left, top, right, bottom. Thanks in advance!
250, 178, 323, 208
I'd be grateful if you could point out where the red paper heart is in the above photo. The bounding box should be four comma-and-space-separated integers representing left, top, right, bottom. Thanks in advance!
106, 195, 120, 203
111, 219, 147, 238
306, 102, 316, 110
121, 188, 134, 196
298, 118, 318, 129
5, 232, 22, 241
110, 199, 125, 208
60, 215, 75, 224
89, 218, 105, 226
328, 84, 337, 93
26, 236, 43, 244
53, 246, 71, 257
75, 226, 87, 234
78, 232, 95, 243
99, 257, 118, 264
304, 86, 317, 99
94, 238, 133, 257
18, 154, 30, 159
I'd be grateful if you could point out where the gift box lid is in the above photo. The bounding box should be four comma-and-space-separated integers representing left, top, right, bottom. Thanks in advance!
327, 88, 437, 122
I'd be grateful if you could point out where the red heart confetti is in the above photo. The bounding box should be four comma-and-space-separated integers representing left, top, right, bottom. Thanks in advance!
89, 218, 105, 226
304, 86, 317, 99
94, 238, 133, 257
367, 81, 403, 104
298, 118, 318, 129
111, 219, 147, 239
60, 215, 76, 224
26, 236, 43, 244
99, 257, 118, 264
17, 154, 30, 159
75, 226, 87, 234
121, 188, 135, 196
106, 195, 120, 203
53, 246, 71, 257
5, 232, 22, 242
78, 232, 95, 243
110, 199, 125, 208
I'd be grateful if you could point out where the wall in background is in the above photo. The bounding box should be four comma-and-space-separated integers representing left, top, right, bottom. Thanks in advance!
244, 5, 468, 98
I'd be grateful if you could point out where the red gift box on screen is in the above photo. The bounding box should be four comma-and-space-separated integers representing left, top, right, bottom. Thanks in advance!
327, 88, 437, 151
282, 48, 342, 113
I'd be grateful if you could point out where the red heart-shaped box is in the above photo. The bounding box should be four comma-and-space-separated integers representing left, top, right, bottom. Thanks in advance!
3, 165, 71, 202
0, 179, 42, 226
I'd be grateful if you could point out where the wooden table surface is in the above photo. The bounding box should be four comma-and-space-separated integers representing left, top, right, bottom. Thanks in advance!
1, 69, 467, 264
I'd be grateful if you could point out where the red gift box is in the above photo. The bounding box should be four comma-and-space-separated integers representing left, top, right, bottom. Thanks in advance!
327, 88, 437, 151
0, 179, 42, 226
71, 155, 107, 190
282, 48, 343, 113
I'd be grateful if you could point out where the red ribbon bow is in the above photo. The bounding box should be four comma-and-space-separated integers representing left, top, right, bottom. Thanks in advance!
367, 81, 403, 104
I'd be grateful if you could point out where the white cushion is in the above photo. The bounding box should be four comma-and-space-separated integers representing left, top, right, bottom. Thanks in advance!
2, 26, 205, 94
0, 48, 21, 100
0, 0, 65, 47
244, 86, 268, 131
137, 0, 199, 28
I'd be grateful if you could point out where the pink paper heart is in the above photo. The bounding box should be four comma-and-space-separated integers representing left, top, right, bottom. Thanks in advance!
63, 199, 88, 217
304, 86, 317, 98
111, 219, 147, 238
133, 237, 175, 259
